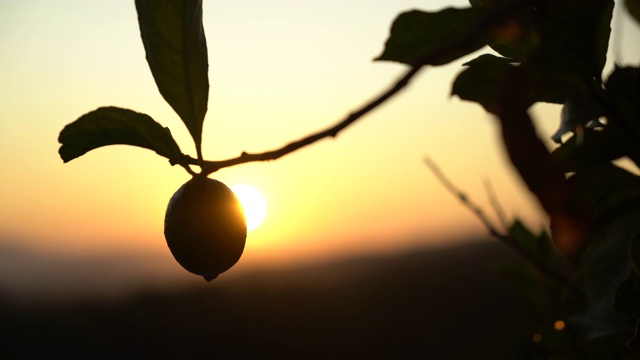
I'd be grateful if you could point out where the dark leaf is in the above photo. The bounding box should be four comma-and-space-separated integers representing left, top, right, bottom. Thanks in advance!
567, 163, 640, 224
509, 219, 553, 265
606, 66, 640, 131
520, 63, 590, 105
551, 128, 624, 172
604, 67, 640, 165
135, 0, 209, 149
451, 53, 515, 112
606, 66, 640, 102
469, 0, 530, 8
627, 0, 640, 25
453, 53, 592, 112
461, 53, 515, 66
468, 0, 541, 60
533, 0, 613, 82
58, 107, 185, 165
375, 7, 490, 66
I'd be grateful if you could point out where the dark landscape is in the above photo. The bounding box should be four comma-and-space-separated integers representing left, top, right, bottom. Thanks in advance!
0, 239, 540, 359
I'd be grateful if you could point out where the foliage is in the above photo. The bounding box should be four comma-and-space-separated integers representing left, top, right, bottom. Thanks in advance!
58, 107, 185, 165
57, 0, 640, 357
377, 0, 640, 356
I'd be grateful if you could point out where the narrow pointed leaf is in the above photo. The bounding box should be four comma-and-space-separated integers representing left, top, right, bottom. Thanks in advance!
135, 0, 209, 148
58, 107, 185, 164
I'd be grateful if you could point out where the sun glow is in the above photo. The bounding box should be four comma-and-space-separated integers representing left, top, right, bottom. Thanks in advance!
231, 184, 267, 231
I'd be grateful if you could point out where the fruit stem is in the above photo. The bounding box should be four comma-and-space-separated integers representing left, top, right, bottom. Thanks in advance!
196, 143, 204, 168
180, 162, 198, 176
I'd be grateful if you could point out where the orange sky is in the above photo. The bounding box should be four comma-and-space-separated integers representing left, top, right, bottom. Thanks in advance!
1, 1, 639, 276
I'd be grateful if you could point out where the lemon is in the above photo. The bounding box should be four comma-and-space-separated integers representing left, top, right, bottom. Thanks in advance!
164, 176, 247, 281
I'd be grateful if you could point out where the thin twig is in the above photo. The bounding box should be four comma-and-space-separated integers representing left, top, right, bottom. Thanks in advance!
191, 4, 524, 175
424, 157, 505, 240
424, 157, 584, 299
484, 179, 509, 232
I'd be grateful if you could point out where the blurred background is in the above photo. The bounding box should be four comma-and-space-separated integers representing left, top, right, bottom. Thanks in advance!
1, 0, 639, 357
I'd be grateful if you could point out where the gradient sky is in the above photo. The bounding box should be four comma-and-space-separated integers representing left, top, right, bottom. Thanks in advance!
1, 0, 639, 276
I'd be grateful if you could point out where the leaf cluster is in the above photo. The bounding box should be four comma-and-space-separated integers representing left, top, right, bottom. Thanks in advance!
376, 0, 640, 355
59, 0, 208, 174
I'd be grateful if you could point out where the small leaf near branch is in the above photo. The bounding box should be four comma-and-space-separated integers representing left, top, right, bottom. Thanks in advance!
452, 53, 587, 112
135, 0, 209, 152
425, 157, 583, 297
58, 107, 185, 165
451, 54, 515, 113
509, 220, 553, 265
375, 7, 490, 66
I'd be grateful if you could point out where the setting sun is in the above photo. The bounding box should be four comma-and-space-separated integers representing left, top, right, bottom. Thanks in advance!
231, 184, 267, 232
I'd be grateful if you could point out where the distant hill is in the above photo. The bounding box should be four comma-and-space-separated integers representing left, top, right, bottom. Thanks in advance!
0, 238, 539, 358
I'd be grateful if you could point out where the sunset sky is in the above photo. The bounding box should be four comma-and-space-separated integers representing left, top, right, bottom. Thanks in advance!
1, 0, 640, 283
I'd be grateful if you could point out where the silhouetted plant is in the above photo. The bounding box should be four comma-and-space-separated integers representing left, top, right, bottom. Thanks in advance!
57, 0, 640, 356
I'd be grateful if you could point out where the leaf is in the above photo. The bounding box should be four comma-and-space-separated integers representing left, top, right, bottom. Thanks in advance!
58, 107, 185, 165
509, 219, 553, 265
551, 128, 624, 172
451, 53, 515, 112
607, 66, 640, 101
628, 0, 640, 25
461, 53, 515, 66
567, 163, 640, 224
606, 66, 640, 130
468, 0, 541, 60
603, 67, 640, 165
452, 53, 591, 112
533, 0, 613, 82
135, 0, 209, 149
375, 7, 490, 66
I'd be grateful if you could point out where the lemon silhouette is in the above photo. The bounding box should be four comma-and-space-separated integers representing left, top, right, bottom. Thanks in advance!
164, 176, 247, 281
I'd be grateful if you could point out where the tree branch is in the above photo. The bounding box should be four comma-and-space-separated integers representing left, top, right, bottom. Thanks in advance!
196, 66, 421, 174
191, 4, 523, 175
424, 157, 585, 299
